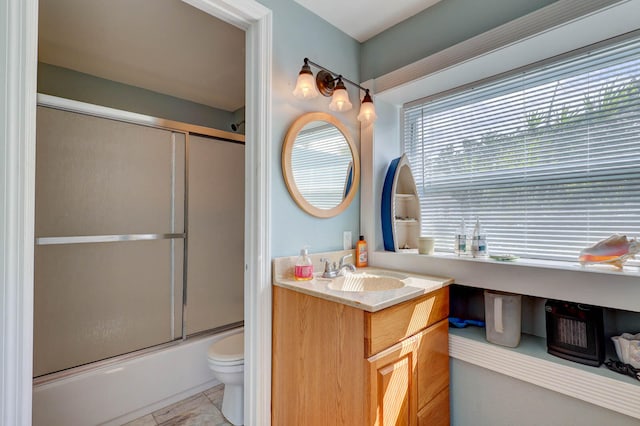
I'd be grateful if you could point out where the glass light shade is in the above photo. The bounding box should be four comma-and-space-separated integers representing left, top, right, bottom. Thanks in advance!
292, 72, 319, 99
357, 100, 377, 124
329, 87, 352, 112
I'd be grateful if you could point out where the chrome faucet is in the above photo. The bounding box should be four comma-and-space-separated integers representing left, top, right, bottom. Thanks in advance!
320, 254, 356, 278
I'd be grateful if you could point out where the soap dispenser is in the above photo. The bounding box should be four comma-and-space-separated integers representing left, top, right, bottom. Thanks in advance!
294, 247, 313, 281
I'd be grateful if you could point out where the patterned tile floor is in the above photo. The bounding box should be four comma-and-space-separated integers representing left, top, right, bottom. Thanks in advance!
123, 384, 233, 426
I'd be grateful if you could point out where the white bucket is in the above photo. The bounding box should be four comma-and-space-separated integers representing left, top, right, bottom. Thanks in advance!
484, 290, 522, 347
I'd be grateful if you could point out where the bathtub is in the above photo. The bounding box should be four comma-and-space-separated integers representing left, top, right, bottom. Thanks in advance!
32, 327, 243, 426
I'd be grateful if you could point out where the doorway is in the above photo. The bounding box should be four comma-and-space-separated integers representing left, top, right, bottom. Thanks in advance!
35, 0, 246, 378
0, 0, 271, 424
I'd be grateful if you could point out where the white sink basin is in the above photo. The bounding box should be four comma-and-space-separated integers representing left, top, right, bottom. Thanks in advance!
328, 271, 406, 292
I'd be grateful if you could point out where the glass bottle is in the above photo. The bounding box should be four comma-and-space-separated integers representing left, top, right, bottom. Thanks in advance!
455, 218, 467, 256
471, 217, 488, 258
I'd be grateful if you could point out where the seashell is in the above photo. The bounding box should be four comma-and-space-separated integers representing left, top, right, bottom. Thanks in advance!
578, 234, 640, 270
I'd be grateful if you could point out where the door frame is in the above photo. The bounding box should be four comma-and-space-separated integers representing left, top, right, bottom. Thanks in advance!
0, 0, 272, 424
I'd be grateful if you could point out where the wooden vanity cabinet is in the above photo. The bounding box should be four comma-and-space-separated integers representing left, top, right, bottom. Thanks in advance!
272, 285, 449, 426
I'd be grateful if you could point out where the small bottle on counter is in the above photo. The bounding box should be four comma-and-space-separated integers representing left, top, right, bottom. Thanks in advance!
294, 247, 313, 281
356, 235, 368, 267
471, 217, 488, 258
455, 218, 467, 256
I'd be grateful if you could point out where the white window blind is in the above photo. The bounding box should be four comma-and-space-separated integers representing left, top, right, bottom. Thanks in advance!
403, 34, 640, 262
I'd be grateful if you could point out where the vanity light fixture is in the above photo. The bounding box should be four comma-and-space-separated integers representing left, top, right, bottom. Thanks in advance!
328, 78, 352, 112
356, 90, 377, 124
293, 58, 377, 124
292, 59, 319, 99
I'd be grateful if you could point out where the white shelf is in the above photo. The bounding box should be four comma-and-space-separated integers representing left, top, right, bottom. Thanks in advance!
395, 193, 417, 199
395, 219, 418, 224
449, 326, 640, 419
372, 251, 640, 312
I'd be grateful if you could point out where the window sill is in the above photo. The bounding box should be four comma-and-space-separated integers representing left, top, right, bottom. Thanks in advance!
370, 250, 640, 312
449, 326, 640, 420
398, 250, 640, 278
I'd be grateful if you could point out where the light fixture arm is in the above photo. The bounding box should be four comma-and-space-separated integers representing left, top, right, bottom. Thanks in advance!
304, 58, 371, 94
294, 58, 377, 123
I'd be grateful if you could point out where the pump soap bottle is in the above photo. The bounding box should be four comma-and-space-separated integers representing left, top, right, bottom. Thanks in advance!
356, 235, 368, 267
294, 247, 313, 281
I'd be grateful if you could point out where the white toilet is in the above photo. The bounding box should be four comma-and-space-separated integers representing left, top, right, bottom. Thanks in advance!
207, 331, 244, 425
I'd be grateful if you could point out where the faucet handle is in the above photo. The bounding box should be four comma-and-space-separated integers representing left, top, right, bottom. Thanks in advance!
320, 257, 331, 272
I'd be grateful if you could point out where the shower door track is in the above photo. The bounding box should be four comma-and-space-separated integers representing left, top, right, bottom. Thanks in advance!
37, 93, 245, 144
32, 321, 243, 386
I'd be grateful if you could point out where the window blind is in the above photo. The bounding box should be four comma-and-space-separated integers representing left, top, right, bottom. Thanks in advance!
403, 35, 640, 262
291, 124, 352, 209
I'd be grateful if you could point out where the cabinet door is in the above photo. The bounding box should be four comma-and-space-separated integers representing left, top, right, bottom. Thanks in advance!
417, 319, 449, 409
367, 334, 419, 426
418, 387, 449, 426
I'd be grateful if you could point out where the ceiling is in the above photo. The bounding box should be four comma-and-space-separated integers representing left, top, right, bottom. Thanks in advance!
294, 0, 442, 42
38, 0, 245, 112
38, 0, 441, 111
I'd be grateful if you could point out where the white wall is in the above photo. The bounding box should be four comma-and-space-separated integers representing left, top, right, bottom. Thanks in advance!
0, 0, 37, 424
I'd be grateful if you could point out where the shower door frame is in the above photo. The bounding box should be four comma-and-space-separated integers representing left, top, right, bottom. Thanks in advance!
33, 94, 247, 377
0, 0, 272, 425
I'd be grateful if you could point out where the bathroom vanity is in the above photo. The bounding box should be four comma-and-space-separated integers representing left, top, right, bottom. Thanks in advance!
272, 253, 452, 425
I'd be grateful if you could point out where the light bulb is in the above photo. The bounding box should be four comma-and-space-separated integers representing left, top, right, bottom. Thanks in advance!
329, 80, 352, 112
292, 61, 319, 99
357, 91, 377, 124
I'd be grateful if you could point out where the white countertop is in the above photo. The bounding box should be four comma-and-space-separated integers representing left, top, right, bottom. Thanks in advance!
273, 267, 453, 312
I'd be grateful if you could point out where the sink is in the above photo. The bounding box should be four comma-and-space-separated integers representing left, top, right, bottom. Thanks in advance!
327, 271, 406, 292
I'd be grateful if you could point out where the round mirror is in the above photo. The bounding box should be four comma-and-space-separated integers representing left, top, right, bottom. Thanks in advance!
282, 112, 360, 218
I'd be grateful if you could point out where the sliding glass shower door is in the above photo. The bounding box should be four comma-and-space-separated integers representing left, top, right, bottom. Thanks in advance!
34, 106, 185, 377
186, 135, 244, 335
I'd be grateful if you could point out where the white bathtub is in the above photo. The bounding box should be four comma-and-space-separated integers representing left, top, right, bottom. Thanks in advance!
32, 327, 243, 426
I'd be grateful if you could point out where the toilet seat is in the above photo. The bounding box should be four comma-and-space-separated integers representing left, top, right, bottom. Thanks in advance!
207, 333, 244, 363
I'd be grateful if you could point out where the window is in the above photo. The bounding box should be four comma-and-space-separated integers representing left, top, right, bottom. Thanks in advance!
403, 33, 640, 262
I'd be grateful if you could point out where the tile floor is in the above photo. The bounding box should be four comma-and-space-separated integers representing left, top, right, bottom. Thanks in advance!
123, 384, 233, 426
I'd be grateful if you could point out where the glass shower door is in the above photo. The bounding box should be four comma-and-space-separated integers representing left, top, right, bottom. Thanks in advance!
185, 135, 244, 335
34, 106, 185, 377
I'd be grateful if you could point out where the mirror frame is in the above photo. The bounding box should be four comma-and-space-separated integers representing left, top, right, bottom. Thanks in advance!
282, 112, 360, 218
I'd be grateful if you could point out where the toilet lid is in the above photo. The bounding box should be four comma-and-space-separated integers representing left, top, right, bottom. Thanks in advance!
207, 333, 244, 362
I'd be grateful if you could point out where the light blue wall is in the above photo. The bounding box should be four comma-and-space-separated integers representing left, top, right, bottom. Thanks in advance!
451, 360, 639, 426
36, 0, 362, 259
258, 0, 362, 257
360, 0, 557, 81
38, 63, 239, 132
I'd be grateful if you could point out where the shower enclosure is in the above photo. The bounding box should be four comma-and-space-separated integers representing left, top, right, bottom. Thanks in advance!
33, 96, 244, 378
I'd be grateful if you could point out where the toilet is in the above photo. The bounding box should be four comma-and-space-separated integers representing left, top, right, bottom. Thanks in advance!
207, 331, 244, 425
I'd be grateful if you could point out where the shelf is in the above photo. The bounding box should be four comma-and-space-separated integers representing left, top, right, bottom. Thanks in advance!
395, 193, 417, 199
395, 219, 418, 224
449, 326, 640, 419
